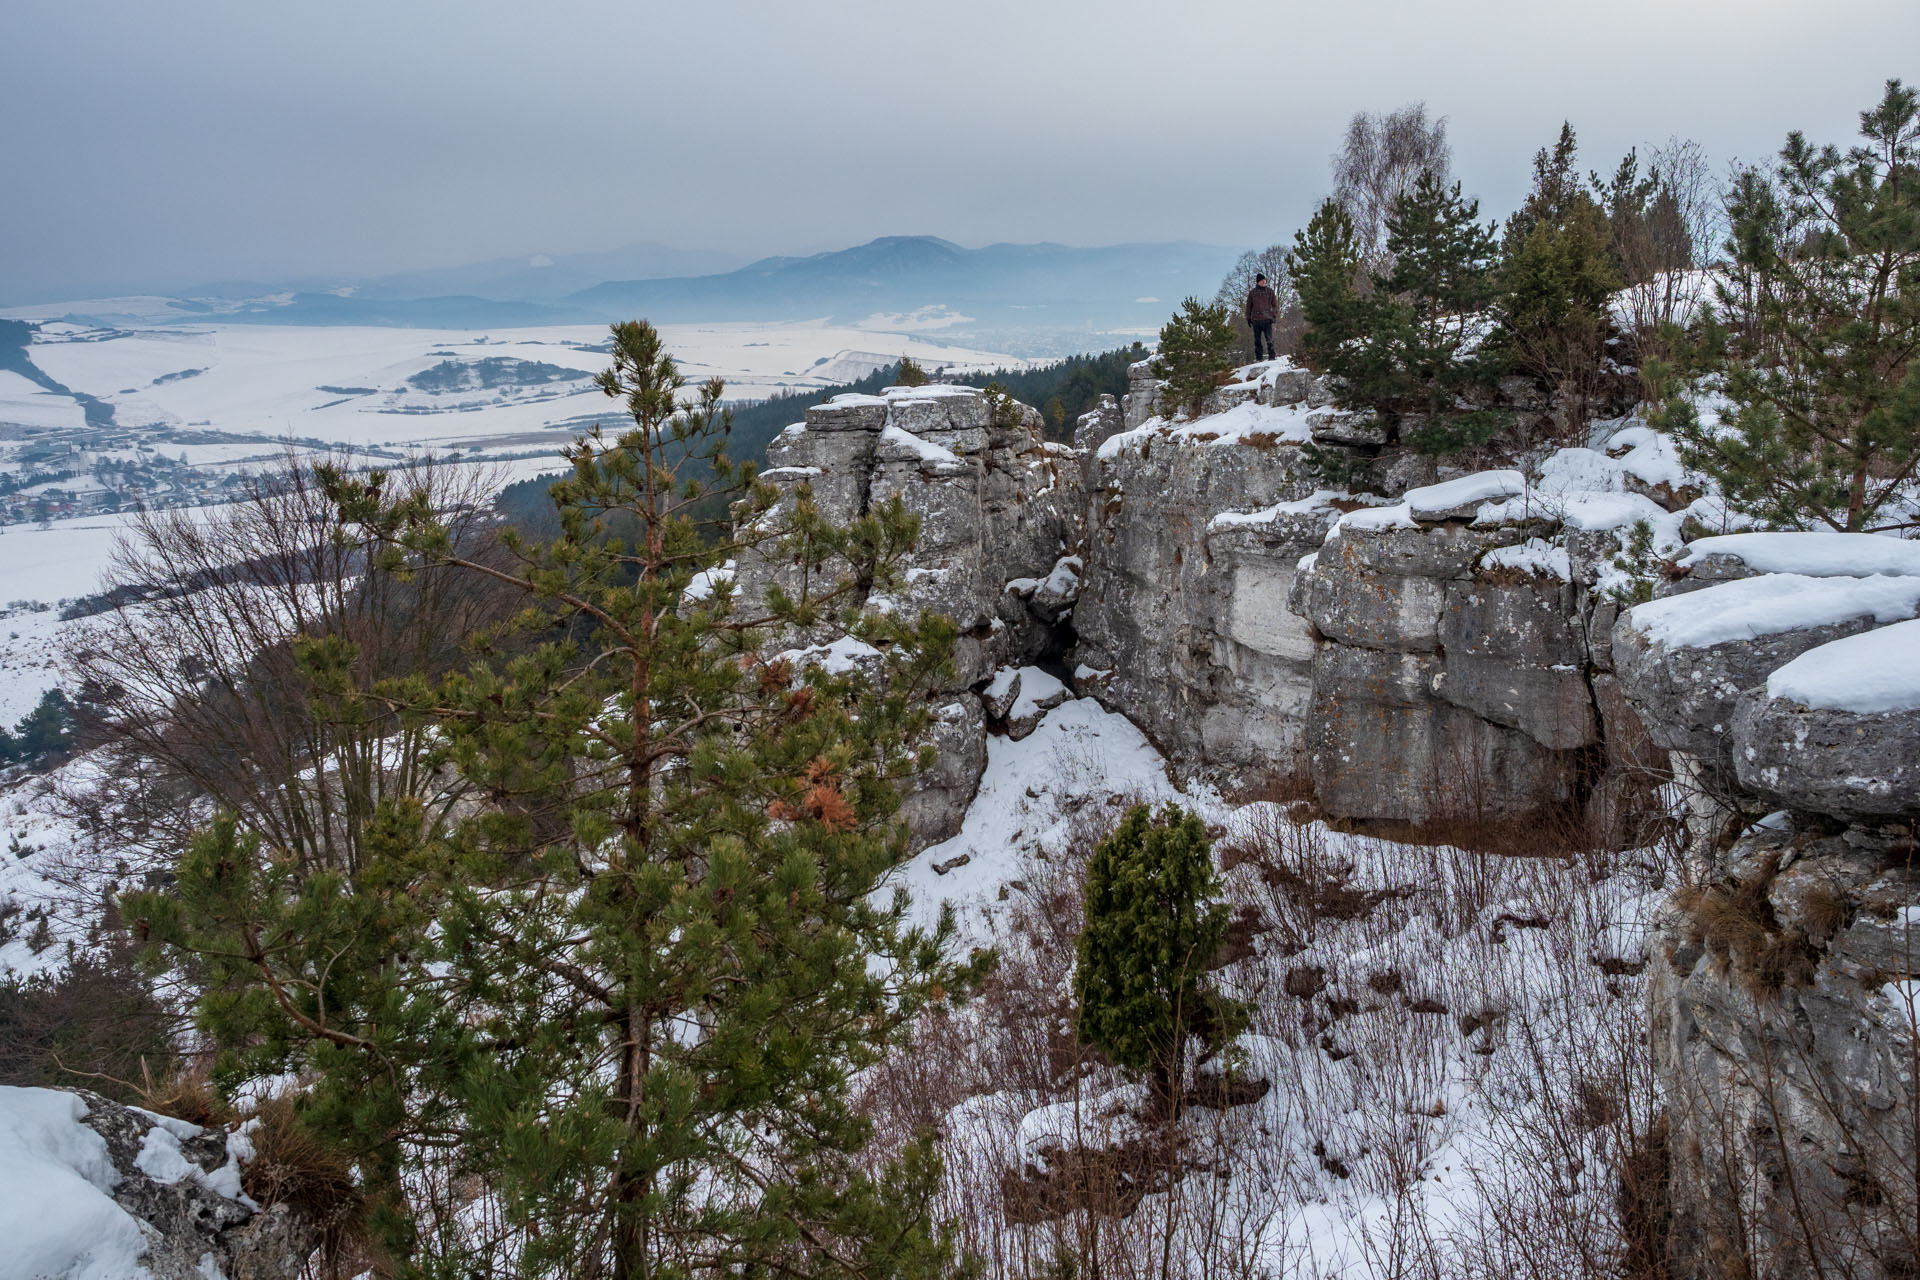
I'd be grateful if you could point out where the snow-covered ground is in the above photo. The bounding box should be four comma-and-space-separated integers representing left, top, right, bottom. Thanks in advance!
15, 321, 1027, 455
866, 689, 1673, 1279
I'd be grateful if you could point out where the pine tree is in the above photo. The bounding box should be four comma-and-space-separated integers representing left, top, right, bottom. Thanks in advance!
1288, 199, 1376, 390
1152, 297, 1240, 418
895, 356, 930, 387
1289, 183, 1504, 456
1374, 174, 1506, 454
127, 319, 987, 1279
1073, 804, 1246, 1105
1672, 79, 1920, 532
1496, 123, 1623, 441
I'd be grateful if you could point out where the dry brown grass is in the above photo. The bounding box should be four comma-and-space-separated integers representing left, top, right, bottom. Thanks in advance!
137, 1057, 233, 1128
242, 1095, 371, 1274
1676, 856, 1819, 1000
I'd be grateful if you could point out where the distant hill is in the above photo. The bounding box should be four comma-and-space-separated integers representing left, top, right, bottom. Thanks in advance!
16, 237, 1246, 354
350, 243, 752, 302
568, 236, 1244, 332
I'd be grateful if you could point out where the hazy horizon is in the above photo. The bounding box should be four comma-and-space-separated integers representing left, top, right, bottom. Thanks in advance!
6, 0, 1917, 305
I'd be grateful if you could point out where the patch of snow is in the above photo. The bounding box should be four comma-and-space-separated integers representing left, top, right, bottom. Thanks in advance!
1207, 489, 1344, 532
1764, 618, 1920, 713
777, 635, 882, 677
1481, 538, 1572, 582
1405, 470, 1525, 519
681, 561, 735, 603
1331, 502, 1415, 534
0, 1086, 152, 1280
1014, 1083, 1149, 1172
879, 424, 960, 464
891, 698, 1191, 942
133, 1123, 200, 1185
1629, 574, 1920, 649
1167, 399, 1314, 448
1535, 447, 1626, 495
1679, 531, 1920, 579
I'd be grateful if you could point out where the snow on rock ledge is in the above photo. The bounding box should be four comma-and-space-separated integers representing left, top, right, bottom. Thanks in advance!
1613, 573, 1920, 766
1729, 618, 1920, 817
0, 1086, 314, 1280
1679, 530, 1920, 581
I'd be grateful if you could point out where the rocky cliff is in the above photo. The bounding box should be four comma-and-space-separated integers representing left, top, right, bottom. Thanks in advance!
732, 383, 1083, 844
1076, 360, 1671, 836
1611, 534, 1920, 1278
733, 361, 1685, 845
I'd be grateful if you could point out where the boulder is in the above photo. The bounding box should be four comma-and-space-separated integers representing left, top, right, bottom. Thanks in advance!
0, 1086, 316, 1280
1728, 618, 1920, 818
1612, 574, 1920, 767
900, 698, 988, 841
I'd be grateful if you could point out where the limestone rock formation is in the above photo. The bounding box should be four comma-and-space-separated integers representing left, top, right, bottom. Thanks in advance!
1289, 502, 1605, 824
1075, 359, 1667, 832
1647, 820, 1919, 1279
1612, 534, 1920, 1279
732, 383, 1084, 848
1071, 372, 1329, 781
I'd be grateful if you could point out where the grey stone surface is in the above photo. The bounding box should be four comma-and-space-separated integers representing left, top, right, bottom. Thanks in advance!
60, 1089, 316, 1280
1071, 413, 1329, 781
1648, 826, 1920, 1278
901, 697, 987, 842
1731, 690, 1920, 818
1305, 407, 1388, 447
1304, 645, 1581, 823
1434, 577, 1595, 749
1613, 609, 1886, 768
732, 386, 1084, 850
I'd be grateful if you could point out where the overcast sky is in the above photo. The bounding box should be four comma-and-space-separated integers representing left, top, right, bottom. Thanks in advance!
4, 0, 1914, 303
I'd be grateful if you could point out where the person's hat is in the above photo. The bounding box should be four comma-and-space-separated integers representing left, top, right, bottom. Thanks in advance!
1255, 273, 1267, 282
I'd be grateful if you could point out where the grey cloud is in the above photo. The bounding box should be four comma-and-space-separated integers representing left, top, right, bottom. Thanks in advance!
3, 0, 1913, 302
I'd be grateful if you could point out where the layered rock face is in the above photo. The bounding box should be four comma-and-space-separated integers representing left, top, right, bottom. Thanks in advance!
733, 384, 1084, 845
1079, 365, 1661, 831
1288, 495, 1599, 825
1614, 535, 1920, 1279
1072, 384, 1328, 780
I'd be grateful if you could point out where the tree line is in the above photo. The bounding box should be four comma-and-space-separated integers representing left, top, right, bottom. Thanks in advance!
1172, 82, 1918, 532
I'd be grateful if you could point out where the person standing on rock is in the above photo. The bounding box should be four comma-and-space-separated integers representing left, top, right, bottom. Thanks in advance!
1245, 273, 1279, 362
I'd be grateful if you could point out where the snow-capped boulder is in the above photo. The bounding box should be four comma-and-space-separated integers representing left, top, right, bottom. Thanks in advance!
0, 1087, 314, 1280
1613, 573, 1920, 767
1678, 530, 1920, 583
1728, 618, 1920, 818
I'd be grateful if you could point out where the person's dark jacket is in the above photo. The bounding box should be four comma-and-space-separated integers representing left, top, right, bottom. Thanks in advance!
1245, 283, 1279, 324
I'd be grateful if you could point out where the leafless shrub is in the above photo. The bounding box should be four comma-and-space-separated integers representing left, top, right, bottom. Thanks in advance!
59, 452, 519, 882
862, 781, 1676, 1279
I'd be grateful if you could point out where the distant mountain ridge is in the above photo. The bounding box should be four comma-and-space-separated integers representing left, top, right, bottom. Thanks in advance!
15, 237, 1247, 353
568, 236, 1244, 331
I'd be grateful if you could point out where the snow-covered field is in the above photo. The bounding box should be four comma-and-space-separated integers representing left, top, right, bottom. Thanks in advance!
17, 320, 1028, 455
